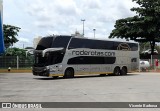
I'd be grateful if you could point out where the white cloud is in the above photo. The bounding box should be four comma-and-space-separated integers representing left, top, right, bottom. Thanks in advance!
82, 0, 102, 9
54, 0, 81, 16
18, 37, 30, 43
4, 0, 138, 48
46, 30, 59, 35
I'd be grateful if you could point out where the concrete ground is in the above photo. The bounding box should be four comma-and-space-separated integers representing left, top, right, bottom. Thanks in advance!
0, 72, 160, 111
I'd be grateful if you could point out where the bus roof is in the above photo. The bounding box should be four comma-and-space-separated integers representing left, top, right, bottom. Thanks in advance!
44, 35, 138, 44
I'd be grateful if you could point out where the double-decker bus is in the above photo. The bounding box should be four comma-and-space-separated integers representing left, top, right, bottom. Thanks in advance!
32, 35, 139, 78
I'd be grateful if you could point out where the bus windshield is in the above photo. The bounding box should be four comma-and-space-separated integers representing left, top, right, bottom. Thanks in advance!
34, 51, 64, 67
36, 36, 71, 50
34, 36, 71, 67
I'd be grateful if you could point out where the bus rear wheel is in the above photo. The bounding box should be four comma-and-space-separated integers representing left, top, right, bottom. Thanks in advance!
120, 67, 127, 75
113, 67, 120, 76
64, 68, 74, 78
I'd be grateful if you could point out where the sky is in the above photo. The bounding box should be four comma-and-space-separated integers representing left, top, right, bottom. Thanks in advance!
4, 0, 138, 48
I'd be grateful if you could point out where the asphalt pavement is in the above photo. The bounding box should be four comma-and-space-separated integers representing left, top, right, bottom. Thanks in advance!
0, 72, 160, 111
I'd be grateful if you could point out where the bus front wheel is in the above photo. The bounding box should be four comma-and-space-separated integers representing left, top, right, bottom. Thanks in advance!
113, 67, 120, 76
64, 68, 74, 78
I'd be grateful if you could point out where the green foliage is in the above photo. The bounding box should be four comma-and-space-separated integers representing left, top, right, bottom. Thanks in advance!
5, 47, 26, 56
109, 0, 160, 55
3, 24, 21, 48
139, 42, 150, 53
155, 45, 160, 54
0, 48, 34, 68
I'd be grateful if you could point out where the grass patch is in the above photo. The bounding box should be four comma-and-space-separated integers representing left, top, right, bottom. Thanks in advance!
0, 68, 32, 73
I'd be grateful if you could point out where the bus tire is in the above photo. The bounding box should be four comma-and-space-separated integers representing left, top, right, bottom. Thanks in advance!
113, 67, 120, 76
120, 67, 127, 75
64, 68, 74, 78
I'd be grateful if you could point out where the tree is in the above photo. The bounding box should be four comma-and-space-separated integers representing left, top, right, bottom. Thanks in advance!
109, 0, 160, 55
139, 42, 150, 53
5, 47, 26, 56
3, 24, 21, 48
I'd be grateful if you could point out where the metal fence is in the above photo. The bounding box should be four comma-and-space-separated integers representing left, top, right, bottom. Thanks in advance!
0, 56, 34, 69
0, 55, 159, 71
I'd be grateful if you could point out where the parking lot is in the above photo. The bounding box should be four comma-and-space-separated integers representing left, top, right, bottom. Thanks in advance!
0, 72, 160, 110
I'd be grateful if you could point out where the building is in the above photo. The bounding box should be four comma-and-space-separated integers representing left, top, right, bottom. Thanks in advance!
71, 31, 84, 38
33, 36, 42, 49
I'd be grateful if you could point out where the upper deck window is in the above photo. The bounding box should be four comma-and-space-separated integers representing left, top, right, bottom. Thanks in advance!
69, 38, 138, 51
51, 36, 71, 49
69, 38, 114, 50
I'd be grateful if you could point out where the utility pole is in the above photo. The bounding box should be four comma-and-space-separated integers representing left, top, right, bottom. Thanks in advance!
93, 28, 96, 38
81, 19, 85, 36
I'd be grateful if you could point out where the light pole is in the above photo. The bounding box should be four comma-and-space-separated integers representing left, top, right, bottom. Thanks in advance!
81, 19, 85, 36
93, 28, 96, 38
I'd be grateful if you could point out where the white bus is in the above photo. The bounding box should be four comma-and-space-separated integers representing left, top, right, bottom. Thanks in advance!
32, 35, 139, 78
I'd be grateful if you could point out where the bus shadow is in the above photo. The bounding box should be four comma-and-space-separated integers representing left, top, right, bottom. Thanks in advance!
74, 74, 138, 79
33, 77, 58, 80
33, 73, 139, 80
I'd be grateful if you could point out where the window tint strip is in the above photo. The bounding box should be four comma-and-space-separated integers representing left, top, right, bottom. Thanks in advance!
67, 56, 116, 64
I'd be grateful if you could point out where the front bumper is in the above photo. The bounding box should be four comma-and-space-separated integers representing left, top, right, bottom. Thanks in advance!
32, 67, 49, 76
